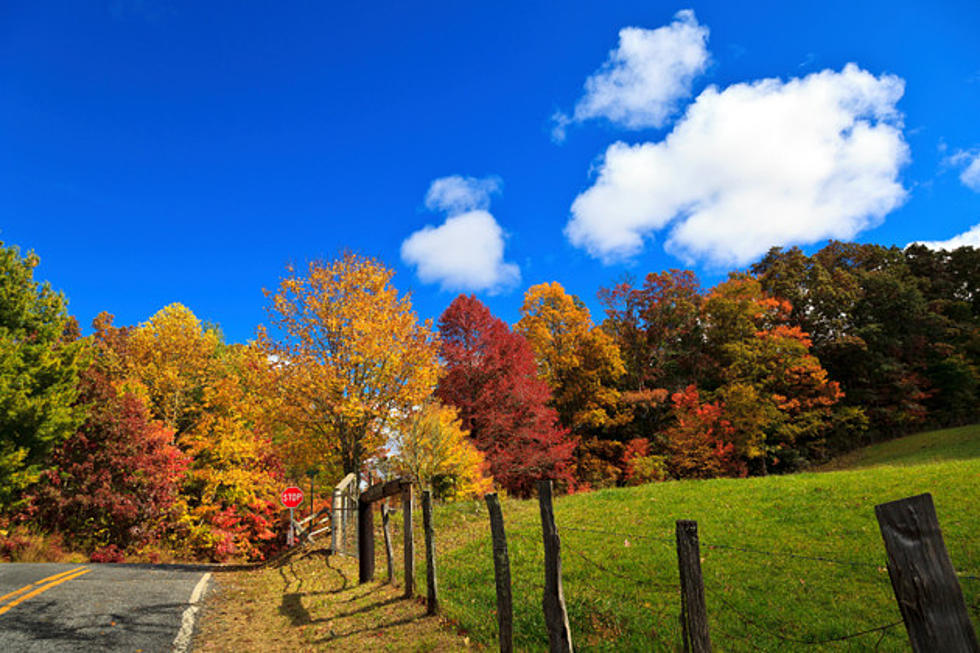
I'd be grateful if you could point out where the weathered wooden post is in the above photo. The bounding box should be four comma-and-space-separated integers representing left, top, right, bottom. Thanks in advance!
402, 482, 415, 598
875, 493, 978, 652
422, 489, 439, 615
358, 494, 375, 583
538, 480, 573, 653
332, 487, 342, 554
676, 520, 712, 653
381, 503, 395, 583
485, 492, 513, 653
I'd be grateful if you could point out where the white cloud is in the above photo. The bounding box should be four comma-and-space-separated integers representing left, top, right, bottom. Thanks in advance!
566, 63, 910, 267
908, 223, 980, 250
946, 149, 980, 192
553, 9, 710, 141
424, 175, 501, 213
402, 176, 519, 293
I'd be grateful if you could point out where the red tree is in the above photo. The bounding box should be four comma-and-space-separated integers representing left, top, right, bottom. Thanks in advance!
664, 385, 744, 479
437, 295, 577, 497
22, 364, 188, 558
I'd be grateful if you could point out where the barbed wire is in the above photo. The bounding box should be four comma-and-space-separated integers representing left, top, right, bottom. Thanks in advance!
713, 593, 904, 646
563, 542, 678, 592
557, 524, 676, 545
699, 540, 884, 570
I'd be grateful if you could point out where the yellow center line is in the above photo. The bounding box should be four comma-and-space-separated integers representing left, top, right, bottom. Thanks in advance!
0, 566, 89, 605
0, 568, 92, 617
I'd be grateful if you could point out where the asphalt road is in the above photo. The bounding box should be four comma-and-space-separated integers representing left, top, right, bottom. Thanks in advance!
0, 562, 211, 652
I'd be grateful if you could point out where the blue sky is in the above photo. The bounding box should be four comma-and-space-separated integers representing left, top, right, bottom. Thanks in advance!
2, 1, 979, 343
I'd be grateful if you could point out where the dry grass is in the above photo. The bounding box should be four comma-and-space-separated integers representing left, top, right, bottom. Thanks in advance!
195, 546, 476, 652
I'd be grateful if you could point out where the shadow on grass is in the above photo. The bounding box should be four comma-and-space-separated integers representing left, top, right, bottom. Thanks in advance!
279, 592, 312, 626
314, 615, 426, 644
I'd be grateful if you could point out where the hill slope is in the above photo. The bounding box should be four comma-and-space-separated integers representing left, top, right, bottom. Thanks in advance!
426, 425, 980, 651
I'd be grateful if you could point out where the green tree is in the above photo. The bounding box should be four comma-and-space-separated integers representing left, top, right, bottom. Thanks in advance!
0, 242, 84, 510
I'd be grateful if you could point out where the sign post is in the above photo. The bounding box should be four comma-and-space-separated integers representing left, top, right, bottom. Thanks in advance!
280, 486, 304, 547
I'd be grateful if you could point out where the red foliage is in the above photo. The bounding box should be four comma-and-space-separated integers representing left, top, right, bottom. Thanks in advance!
22, 365, 189, 554
664, 386, 744, 479
437, 295, 577, 497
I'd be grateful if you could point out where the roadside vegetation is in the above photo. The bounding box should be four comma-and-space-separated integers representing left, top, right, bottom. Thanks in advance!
2, 236, 979, 570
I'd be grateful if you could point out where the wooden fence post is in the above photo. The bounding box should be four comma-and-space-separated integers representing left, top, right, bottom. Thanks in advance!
382, 503, 395, 584
537, 480, 573, 653
402, 482, 415, 598
332, 488, 342, 554
676, 520, 712, 653
358, 495, 375, 583
422, 489, 439, 615
485, 492, 513, 653
875, 493, 979, 652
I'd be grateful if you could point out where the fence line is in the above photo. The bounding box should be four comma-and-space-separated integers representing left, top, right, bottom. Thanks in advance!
558, 522, 980, 579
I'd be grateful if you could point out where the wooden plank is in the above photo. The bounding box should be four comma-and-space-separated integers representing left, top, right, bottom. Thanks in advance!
875, 493, 979, 652
422, 490, 439, 615
357, 496, 375, 583
360, 478, 407, 504
382, 503, 395, 584
676, 520, 712, 653
537, 480, 573, 653
485, 492, 513, 653
403, 483, 415, 598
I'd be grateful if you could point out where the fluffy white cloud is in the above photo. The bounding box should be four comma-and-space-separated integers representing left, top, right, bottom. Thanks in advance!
566, 63, 910, 267
424, 175, 501, 213
402, 176, 519, 293
909, 223, 980, 250
553, 9, 709, 140
946, 150, 980, 192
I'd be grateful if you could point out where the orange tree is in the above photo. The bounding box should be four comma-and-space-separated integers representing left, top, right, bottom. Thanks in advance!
261, 253, 440, 484
516, 282, 627, 436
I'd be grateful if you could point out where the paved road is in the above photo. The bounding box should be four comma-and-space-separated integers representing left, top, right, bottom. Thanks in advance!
0, 562, 210, 652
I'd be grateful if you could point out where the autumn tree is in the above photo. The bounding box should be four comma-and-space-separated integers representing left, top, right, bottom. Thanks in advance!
663, 385, 742, 479
599, 270, 708, 442
437, 295, 576, 497
113, 307, 285, 560
23, 343, 188, 557
0, 241, 84, 511
752, 242, 953, 444
127, 303, 221, 435
391, 401, 492, 501
703, 276, 844, 472
516, 282, 627, 436
261, 253, 440, 483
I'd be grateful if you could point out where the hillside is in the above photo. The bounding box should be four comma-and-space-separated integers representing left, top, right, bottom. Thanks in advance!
424, 425, 980, 651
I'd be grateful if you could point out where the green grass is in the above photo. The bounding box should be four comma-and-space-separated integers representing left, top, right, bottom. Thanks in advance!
820, 423, 980, 470
421, 424, 980, 651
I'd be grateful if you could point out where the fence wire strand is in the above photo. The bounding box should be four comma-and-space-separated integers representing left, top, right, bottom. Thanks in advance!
563, 542, 678, 592
713, 593, 904, 646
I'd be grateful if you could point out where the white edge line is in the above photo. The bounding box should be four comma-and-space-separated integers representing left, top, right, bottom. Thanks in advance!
172, 572, 211, 653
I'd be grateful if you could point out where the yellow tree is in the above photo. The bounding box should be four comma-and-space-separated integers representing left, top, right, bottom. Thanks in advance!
392, 401, 492, 501
261, 253, 440, 482
127, 303, 221, 435
516, 282, 627, 435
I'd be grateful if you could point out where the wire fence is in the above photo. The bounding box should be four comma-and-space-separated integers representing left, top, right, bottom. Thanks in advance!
540, 519, 977, 650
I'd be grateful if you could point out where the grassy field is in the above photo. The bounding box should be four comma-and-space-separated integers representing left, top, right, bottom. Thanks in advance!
195, 424, 979, 651
417, 424, 980, 651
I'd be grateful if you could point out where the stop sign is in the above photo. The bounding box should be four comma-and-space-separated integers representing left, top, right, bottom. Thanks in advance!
280, 486, 304, 508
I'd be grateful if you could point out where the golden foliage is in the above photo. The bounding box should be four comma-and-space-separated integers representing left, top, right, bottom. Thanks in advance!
260, 253, 441, 478
392, 401, 492, 501
516, 282, 627, 433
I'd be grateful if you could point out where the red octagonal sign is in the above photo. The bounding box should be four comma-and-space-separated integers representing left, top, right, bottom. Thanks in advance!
280, 486, 304, 508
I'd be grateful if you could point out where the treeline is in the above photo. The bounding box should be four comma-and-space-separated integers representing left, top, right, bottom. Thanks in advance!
1, 240, 977, 562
